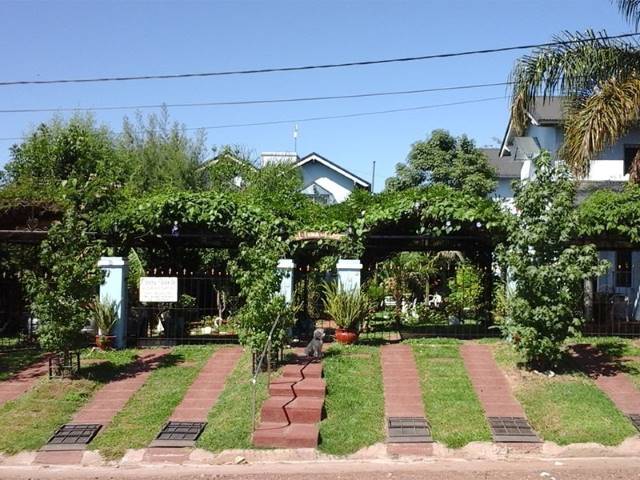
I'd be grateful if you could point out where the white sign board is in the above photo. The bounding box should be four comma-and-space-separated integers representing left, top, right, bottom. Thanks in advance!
139, 277, 178, 303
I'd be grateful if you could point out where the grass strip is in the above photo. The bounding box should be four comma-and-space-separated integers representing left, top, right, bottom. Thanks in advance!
494, 342, 636, 445
197, 349, 269, 451
0, 349, 139, 454
318, 344, 385, 455
409, 339, 491, 447
91, 345, 216, 460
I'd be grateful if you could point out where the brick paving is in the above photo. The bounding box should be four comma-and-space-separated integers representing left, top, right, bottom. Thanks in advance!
167, 346, 243, 422
252, 354, 325, 449
380, 344, 431, 456
34, 349, 168, 464
572, 344, 640, 416
460, 344, 526, 418
0, 355, 50, 406
142, 346, 243, 458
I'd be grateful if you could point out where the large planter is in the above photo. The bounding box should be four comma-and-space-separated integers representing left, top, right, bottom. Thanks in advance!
95, 335, 116, 350
335, 328, 359, 345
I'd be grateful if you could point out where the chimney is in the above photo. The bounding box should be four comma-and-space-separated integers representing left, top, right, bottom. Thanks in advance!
260, 151, 298, 167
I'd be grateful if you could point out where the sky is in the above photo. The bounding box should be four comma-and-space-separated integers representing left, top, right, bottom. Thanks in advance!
0, 0, 633, 190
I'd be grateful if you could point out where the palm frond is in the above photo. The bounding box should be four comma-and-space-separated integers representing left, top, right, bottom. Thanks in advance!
560, 75, 640, 178
510, 29, 640, 133
615, 0, 640, 30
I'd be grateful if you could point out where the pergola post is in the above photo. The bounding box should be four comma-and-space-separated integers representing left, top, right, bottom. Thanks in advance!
336, 259, 362, 292
277, 259, 295, 304
98, 257, 128, 349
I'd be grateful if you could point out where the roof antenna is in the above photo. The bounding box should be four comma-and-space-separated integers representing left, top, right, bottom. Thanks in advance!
293, 124, 299, 155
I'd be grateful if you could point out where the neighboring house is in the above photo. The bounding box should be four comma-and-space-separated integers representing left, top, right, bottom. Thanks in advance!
498, 97, 639, 321
480, 147, 522, 205
260, 151, 371, 204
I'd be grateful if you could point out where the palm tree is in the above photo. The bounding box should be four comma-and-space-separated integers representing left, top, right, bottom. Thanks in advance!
510, 1, 640, 182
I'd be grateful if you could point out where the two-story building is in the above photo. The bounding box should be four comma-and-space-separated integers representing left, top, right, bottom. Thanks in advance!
498, 97, 639, 322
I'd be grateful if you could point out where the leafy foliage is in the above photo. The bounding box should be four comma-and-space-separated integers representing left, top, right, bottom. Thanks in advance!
578, 184, 640, 242
385, 129, 497, 197
24, 211, 104, 356
499, 152, 608, 367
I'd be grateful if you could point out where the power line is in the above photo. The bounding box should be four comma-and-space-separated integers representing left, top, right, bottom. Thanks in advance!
187, 96, 506, 131
1, 32, 638, 87
0, 95, 506, 141
0, 81, 511, 114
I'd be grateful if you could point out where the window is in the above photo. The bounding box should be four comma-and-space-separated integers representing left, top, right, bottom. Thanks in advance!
615, 250, 632, 288
624, 145, 640, 176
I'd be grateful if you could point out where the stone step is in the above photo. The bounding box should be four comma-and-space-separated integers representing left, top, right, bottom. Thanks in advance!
281, 363, 322, 379
260, 395, 324, 424
252, 422, 319, 448
269, 378, 326, 398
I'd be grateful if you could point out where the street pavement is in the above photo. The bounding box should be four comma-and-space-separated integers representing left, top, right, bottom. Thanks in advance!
2, 456, 640, 479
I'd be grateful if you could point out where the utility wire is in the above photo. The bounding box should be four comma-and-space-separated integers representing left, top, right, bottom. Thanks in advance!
0, 81, 511, 114
0, 95, 506, 141
1, 32, 638, 86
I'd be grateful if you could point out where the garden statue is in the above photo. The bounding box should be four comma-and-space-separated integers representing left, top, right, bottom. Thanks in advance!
304, 328, 325, 359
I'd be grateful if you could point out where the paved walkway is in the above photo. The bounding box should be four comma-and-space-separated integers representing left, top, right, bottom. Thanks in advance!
460, 343, 526, 418
144, 346, 243, 461
36, 349, 168, 464
572, 344, 640, 416
0, 355, 50, 406
380, 344, 431, 456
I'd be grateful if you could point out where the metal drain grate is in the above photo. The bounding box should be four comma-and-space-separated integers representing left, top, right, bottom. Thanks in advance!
387, 417, 432, 443
150, 421, 207, 447
488, 417, 540, 443
628, 414, 640, 431
42, 424, 102, 451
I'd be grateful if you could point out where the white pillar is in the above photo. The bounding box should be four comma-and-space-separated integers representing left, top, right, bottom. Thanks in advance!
633, 251, 640, 321
277, 259, 295, 304
98, 257, 128, 349
336, 259, 362, 292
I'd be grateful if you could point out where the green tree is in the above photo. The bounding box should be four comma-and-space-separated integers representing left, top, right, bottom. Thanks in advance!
2, 114, 120, 192
499, 152, 608, 368
510, 0, 640, 182
24, 211, 103, 370
385, 129, 497, 197
119, 108, 207, 192
201, 145, 257, 192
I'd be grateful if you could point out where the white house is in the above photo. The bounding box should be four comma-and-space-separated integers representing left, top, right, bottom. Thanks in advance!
498, 97, 639, 322
260, 151, 371, 204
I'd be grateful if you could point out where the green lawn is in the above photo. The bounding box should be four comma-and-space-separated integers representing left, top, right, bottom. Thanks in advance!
409, 339, 491, 447
91, 345, 216, 460
0, 349, 140, 454
318, 344, 385, 455
197, 350, 269, 452
0, 349, 42, 381
493, 342, 637, 445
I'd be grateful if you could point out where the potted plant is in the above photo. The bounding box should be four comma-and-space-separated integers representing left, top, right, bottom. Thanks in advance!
92, 297, 119, 350
322, 282, 370, 344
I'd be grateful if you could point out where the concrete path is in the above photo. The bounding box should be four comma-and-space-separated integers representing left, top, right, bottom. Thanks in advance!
35, 349, 168, 464
572, 344, 640, 416
144, 346, 243, 462
380, 344, 432, 456
0, 355, 49, 406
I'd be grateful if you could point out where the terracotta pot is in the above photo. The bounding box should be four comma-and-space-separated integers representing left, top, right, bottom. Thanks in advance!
95, 335, 116, 350
335, 328, 359, 345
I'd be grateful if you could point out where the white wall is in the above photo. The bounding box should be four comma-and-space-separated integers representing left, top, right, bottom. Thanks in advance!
299, 161, 359, 203
525, 125, 640, 182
